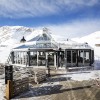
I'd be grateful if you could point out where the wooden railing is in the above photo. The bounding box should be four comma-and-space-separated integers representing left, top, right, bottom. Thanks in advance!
5, 77, 29, 99
12, 77, 29, 96
29, 68, 46, 84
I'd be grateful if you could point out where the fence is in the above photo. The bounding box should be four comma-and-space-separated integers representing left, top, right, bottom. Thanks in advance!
5, 68, 47, 99
29, 68, 46, 84
13, 77, 29, 96
5, 77, 29, 100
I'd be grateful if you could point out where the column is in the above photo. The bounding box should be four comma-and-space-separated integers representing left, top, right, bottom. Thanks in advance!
76, 50, 78, 67
57, 51, 60, 67
46, 52, 48, 68
71, 50, 73, 67
22, 52, 24, 65
14, 52, 16, 64
65, 49, 67, 68
27, 50, 30, 66
37, 51, 39, 66
19, 52, 20, 64
25, 52, 27, 66
17, 52, 20, 64
91, 50, 94, 64
17, 52, 19, 64
83, 50, 85, 66
89, 50, 91, 66
23, 52, 25, 65
54, 52, 57, 68
11, 51, 14, 64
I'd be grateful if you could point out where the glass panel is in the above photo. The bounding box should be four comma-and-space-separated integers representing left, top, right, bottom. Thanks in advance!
48, 52, 54, 65
30, 51, 37, 66
59, 51, 64, 67
38, 51, 46, 66
78, 51, 83, 63
72, 51, 77, 63
84, 51, 90, 63
37, 33, 51, 41
67, 51, 71, 63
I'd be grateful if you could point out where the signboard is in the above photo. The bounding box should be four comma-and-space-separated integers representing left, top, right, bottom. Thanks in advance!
5, 65, 13, 84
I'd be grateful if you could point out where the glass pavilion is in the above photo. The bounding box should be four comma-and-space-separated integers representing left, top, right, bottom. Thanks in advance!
9, 28, 94, 68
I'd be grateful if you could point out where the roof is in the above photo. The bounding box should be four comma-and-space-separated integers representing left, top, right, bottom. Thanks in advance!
13, 28, 93, 51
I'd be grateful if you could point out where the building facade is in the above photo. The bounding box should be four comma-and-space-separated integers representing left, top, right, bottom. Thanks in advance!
8, 28, 94, 68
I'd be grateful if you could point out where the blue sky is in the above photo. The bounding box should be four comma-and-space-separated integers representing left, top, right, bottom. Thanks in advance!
0, 0, 100, 37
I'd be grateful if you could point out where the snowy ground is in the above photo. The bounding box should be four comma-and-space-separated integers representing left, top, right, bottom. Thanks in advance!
0, 70, 100, 100
0, 79, 5, 100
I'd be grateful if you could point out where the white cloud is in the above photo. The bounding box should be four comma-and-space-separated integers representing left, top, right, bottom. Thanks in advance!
44, 19, 100, 38
0, 0, 99, 18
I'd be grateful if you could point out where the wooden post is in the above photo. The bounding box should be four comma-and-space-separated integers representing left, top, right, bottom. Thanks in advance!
5, 80, 13, 100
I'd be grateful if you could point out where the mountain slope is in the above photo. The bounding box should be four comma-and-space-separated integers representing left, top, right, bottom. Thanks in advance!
0, 26, 34, 63
72, 31, 100, 47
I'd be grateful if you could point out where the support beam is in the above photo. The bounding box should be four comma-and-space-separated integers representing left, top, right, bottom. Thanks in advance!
25, 52, 27, 66
22, 52, 24, 65
27, 50, 30, 66
11, 51, 14, 64
57, 51, 60, 67
37, 51, 39, 66
45, 52, 48, 68
91, 50, 94, 64
71, 50, 73, 67
89, 50, 91, 66
54, 52, 57, 69
19, 52, 21, 64
83, 50, 85, 66
65, 49, 67, 68
76, 50, 78, 67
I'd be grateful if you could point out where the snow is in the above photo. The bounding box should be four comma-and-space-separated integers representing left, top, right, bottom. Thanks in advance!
0, 79, 5, 100
65, 71, 98, 81
0, 67, 100, 100
0, 70, 100, 100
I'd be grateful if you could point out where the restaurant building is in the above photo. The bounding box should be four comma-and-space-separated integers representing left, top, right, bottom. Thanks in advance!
8, 28, 94, 68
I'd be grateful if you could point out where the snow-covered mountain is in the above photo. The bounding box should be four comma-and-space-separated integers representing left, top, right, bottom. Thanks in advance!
0, 26, 34, 45
72, 31, 100, 57
72, 31, 100, 47
0, 26, 34, 63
